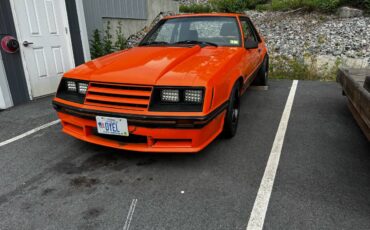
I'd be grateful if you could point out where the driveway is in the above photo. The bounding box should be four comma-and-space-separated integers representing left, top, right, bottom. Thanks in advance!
0, 80, 369, 230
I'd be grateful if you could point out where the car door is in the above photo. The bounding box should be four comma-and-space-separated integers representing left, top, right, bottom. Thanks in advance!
239, 17, 261, 80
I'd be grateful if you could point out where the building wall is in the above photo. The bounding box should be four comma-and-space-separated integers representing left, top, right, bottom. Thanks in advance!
0, 0, 30, 105
0, 52, 13, 109
84, 0, 178, 40
83, 0, 148, 37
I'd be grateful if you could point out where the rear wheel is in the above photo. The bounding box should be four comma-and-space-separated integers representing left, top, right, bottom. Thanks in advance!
253, 56, 269, 86
222, 82, 241, 138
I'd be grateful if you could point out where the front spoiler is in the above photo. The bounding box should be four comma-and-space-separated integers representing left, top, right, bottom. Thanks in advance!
52, 100, 228, 129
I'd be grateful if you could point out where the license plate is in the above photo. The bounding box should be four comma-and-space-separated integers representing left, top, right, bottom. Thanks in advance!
96, 116, 129, 136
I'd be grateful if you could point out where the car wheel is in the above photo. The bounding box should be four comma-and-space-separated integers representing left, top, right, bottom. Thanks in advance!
222, 82, 241, 139
253, 56, 269, 86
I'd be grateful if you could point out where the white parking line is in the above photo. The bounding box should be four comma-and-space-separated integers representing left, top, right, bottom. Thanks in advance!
123, 199, 138, 230
246, 80, 298, 230
0, 120, 60, 148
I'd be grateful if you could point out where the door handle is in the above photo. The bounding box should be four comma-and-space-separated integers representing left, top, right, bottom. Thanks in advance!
258, 48, 262, 53
23, 41, 34, 47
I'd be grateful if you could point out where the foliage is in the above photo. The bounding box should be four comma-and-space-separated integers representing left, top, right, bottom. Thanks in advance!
208, 0, 248, 12
179, 3, 212, 13
256, 0, 369, 12
90, 20, 128, 59
209, 0, 269, 12
115, 21, 128, 51
103, 21, 114, 55
269, 0, 341, 12
179, 0, 269, 13
269, 54, 340, 81
89, 29, 104, 59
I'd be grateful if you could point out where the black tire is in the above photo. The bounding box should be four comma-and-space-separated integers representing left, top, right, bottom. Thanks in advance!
222, 82, 241, 139
253, 56, 269, 86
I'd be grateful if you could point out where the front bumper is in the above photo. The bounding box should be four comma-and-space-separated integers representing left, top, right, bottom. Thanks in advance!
53, 101, 227, 153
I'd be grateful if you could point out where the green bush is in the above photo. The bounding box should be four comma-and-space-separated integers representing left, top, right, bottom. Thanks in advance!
256, 3, 272, 11
261, 0, 370, 12
103, 21, 113, 55
270, 0, 341, 12
90, 29, 104, 59
209, 0, 268, 12
90, 21, 128, 59
115, 21, 128, 51
179, 3, 212, 13
180, 0, 269, 13
269, 55, 340, 81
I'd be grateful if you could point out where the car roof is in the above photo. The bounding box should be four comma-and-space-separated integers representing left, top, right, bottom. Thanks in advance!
164, 13, 247, 19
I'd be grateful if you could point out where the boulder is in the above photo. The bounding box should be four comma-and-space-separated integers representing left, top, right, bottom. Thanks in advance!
365, 76, 370, 92
338, 7, 363, 18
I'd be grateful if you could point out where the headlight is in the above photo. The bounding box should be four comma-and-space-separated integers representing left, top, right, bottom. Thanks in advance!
78, 82, 88, 95
161, 89, 180, 102
149, 87, 205, 112
66, 81, 77, 92
184, 90, 203, 104
56, 78, 89, 104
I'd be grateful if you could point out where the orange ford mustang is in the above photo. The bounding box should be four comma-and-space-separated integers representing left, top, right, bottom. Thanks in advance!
52, 13, 269, 153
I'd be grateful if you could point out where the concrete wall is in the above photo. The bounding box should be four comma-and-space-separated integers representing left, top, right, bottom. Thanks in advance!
87, 0, 178, 41
83, 0, 148, 37
0, 52, 13, 109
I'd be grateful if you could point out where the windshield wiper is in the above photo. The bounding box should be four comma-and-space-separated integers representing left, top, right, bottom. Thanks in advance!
140, 41, 169, 46
173, 40, 218, 47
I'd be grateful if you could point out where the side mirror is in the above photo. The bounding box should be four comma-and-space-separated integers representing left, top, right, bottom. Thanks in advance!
245, 39, 258, 49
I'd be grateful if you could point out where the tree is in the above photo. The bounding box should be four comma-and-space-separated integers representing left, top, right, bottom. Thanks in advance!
103, 20, 113, 55
90, 29, 104, 59
115, 21, 128, 51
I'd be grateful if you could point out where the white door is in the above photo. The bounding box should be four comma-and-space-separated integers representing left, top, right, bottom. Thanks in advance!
12, 0, 75, 98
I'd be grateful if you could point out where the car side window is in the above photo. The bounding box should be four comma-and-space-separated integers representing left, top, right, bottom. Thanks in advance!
240, 18, 257, 42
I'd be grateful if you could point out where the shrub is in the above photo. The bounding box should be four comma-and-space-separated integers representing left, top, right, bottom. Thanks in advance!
269, 54, 340, 81
90, 29, 104, 59
209, 0, 244, 12
103, 21, 113, 54
256, 3, 272, 11
115, 21, 128, 51
209, 0, 267, 12
180, 0, 269, 13
179, 3, 212, 13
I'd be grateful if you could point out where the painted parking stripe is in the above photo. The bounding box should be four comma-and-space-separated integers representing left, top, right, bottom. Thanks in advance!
246, 80, 298, 230
123, 199, 138, 230
0, 120, 60, 148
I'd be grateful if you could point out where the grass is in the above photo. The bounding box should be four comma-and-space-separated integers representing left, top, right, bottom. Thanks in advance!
257, 0, 370, 13
269, 55, 341, 81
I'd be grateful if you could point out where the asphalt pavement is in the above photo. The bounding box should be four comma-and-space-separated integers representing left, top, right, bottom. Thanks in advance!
0, 80, 369, 230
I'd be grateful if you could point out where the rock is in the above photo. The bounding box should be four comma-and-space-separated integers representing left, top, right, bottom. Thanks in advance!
338, 7, 363, 18
364, 76, 370, 92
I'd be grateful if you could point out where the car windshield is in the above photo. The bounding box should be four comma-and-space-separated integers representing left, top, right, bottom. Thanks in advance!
140, 16, 242, 47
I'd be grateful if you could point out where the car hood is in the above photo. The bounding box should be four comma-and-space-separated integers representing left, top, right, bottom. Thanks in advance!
65, 46, 243, 86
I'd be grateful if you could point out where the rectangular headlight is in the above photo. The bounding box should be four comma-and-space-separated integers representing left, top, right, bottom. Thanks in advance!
66, 81, 77, 92
161, 89, 180, 102
184, 90, 203, 104
149, 87, 205, 112
56, 78, 88, 104
78, 82, 88, 95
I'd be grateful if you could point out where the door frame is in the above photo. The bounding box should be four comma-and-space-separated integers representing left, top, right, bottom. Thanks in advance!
9, 0, 76, 100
